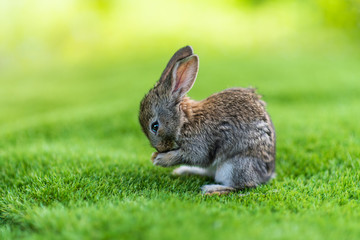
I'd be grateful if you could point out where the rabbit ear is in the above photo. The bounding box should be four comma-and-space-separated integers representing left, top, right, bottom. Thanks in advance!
159, 46, 194, 83
171, 55, 199, 97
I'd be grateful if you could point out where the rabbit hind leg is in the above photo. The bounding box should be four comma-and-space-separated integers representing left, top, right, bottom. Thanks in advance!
215, 155, 273, 191
201, 184, 235, 195
201, 156, 271, 195
199, 161, 237, 195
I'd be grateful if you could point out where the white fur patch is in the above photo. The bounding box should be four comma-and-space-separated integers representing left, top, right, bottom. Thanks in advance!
215, 162, 234, 186
172, 166, 214, 177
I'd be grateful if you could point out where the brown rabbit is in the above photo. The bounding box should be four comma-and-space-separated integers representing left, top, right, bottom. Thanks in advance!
139, 46, 276, 195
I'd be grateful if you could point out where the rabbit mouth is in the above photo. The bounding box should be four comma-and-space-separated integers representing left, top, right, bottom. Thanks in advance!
156, 141, 180, 153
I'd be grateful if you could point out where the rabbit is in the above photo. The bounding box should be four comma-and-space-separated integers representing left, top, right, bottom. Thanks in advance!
139, 46, 276, 195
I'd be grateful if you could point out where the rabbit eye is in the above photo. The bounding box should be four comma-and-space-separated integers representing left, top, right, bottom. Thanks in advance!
151, 121, 159, 134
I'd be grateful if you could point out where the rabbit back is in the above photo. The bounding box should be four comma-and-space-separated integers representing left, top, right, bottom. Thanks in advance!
179, 87, 276, 185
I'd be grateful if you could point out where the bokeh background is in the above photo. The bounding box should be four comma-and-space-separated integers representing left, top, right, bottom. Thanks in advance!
1, 0, 360, 239
1, 0, 359, 124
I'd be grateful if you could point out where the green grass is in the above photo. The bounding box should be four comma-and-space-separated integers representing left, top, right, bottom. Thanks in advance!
1, 50, 360, 240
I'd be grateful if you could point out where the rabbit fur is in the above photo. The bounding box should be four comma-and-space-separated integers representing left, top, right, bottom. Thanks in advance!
139, 46, 276, 195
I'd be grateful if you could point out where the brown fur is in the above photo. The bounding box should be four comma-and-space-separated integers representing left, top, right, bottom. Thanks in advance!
139, 46, 276, 194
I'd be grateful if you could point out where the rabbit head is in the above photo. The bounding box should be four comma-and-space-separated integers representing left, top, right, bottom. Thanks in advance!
139, 46, 199, 153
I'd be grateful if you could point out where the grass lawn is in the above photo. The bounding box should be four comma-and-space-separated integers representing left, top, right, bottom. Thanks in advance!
1, 49, 360, 239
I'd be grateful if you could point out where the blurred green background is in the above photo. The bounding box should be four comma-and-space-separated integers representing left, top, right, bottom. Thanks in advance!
1, 0, 360, 239
0, 0, 360, 124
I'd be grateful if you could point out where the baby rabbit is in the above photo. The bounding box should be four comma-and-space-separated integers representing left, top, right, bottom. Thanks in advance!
139, 46, 276, 195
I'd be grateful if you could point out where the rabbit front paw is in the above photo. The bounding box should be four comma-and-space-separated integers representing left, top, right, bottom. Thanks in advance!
152, 152, 169, 167
151, 152, 159, 163
152, 150, 181, 167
